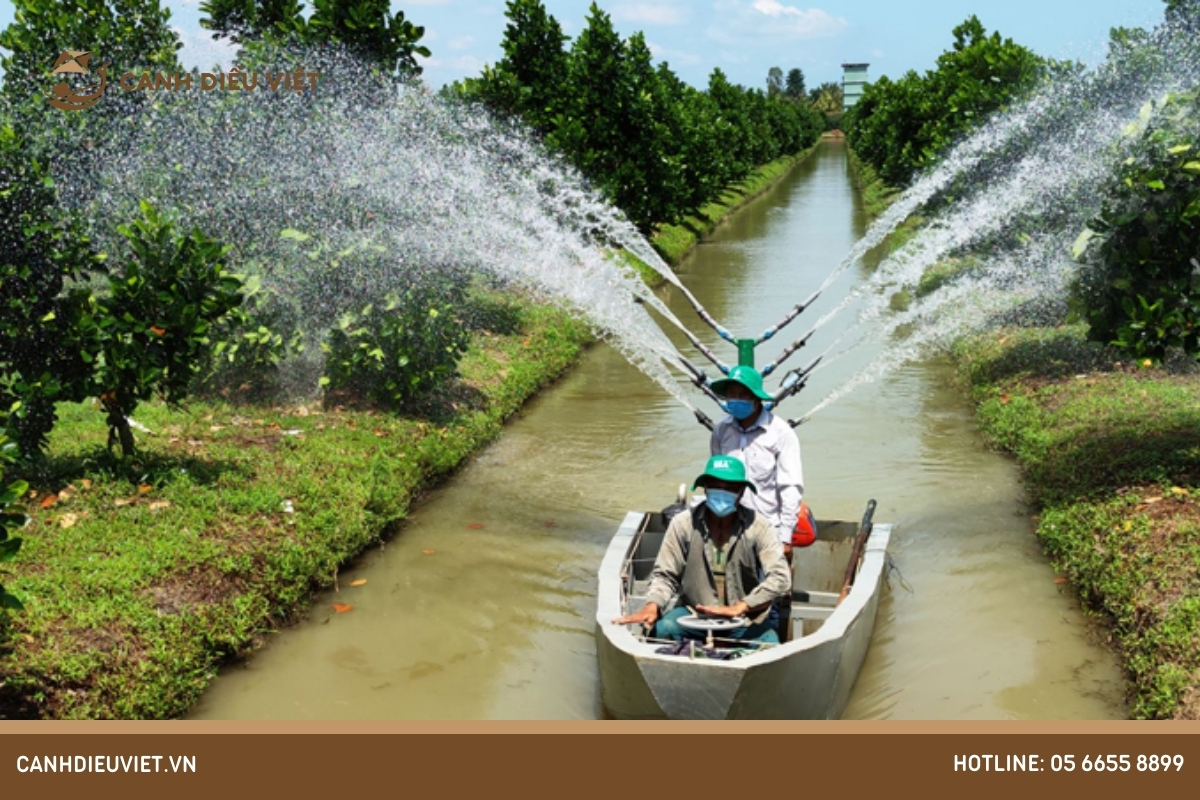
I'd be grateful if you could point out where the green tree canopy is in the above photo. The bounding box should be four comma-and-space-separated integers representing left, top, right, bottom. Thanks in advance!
785, 68, 806, 102
766, 66, 783, 98
0, 0, 181, 111
200, 0, 430, 76
845, 15, 1045, 186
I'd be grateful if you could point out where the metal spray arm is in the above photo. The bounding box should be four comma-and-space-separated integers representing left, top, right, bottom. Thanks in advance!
756, 291, 822, 345
677, 357, 725, 406
674, 283, 737, 346
677, 326, 732, 375
759, 328, 815, 377
769, 356, 822, 406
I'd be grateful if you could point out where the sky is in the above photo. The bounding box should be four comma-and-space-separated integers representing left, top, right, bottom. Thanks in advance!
0, 0, 1171, 92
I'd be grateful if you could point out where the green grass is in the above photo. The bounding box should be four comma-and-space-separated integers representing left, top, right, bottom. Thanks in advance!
0, 296, 590, 719
845, 146, 901, 220
952, 324, 1200, 718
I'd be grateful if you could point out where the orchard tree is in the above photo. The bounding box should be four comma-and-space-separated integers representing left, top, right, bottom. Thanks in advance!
785, 68, 806, 102
462, 0, 569, 132
0, 0, 181, 112
199, 0, 306, 44
201, 0, 430, 76
766, 66, 784, 98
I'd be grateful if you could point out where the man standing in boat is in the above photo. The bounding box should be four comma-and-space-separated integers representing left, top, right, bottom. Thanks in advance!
614, 455, 791, 644
708, 366, 805, 558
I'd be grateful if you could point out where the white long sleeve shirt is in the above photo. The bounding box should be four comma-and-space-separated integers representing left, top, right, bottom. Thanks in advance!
710, 408, 804, 544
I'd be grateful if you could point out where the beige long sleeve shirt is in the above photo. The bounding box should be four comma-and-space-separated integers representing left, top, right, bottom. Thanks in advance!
644, 506, 792, 626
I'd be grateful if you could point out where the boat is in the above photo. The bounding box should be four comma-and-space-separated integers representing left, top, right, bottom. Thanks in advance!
595, 498, 891, 720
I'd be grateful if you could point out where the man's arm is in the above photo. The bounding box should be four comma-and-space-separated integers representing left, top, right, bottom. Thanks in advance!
776, 425, 804, 537
741, 528, 792, 609
643, 517, 688, 611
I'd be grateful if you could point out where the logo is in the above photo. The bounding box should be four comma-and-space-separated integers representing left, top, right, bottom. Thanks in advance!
48, 50, 108, 111
713, 459, 732, 470
45, 47, 321, 112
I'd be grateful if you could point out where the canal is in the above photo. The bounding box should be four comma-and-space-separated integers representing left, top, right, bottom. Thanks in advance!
192, 139, 1127, 720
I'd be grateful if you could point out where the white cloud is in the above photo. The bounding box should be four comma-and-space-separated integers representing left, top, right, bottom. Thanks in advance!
447, 36, 475, 51
612, 3, 689, 26
709, 1, 847, 43
871, 48, 885, 59
416, 52, 485, 75
172, 25, 239, 71
647, 40, 700, 65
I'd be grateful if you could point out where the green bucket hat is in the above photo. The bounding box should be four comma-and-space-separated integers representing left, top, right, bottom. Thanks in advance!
710, 365, 772, 402
692, 455, 758, 494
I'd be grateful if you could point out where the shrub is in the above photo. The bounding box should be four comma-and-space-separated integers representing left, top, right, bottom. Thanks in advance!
321, 277, 470, 411
96, 201, 244, 456
0, 123, 103, 456
194, 274, 306, 401
1074, 90, 1200, 360
0, 422, 27, 612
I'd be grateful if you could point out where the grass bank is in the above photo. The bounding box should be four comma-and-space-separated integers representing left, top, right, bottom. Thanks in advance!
845, 145, 900, 221
0, 296, 589, 719
646, 145, 820, 274
952, 325, 1200, 719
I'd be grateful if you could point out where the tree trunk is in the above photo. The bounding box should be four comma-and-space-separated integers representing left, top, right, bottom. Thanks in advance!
104, 401, 136, 458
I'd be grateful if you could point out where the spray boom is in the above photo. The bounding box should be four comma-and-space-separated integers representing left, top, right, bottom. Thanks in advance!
757, 291, 822, 344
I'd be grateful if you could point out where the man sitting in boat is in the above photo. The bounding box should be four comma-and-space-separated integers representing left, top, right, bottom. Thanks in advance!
614, 455, 792, 644
709, 365, 805, 558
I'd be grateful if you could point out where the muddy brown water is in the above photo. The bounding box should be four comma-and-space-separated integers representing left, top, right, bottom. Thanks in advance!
192, 140, 1127, 719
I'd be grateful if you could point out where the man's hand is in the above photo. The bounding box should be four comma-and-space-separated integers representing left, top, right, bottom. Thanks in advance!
782, 543, 793, 560
695, 600, 750, 618
615, 602, 659, 628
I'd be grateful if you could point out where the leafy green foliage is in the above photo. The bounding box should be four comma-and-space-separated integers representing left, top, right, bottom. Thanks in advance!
0, 0, 181, 119
845, 16, 1046, 186
807, 81, 843, 114
785, 68, 806, 102
455, 0, 822, 233
1075, 90, 1200, 360
193, 274, 305, 400
0, 123, 103, 455
458, 0, 568, 133
322, 280, 470, 411
0, 424, 27, 613
200, 0, 429, 76
96, 202, 244, 456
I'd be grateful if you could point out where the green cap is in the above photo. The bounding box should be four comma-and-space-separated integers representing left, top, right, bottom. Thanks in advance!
711, 365, 771, 402
692, 455, 758, 494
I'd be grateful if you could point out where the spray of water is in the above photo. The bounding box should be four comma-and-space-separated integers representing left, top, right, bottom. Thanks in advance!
51, 51, 717, 410
798, 15, 1200, 420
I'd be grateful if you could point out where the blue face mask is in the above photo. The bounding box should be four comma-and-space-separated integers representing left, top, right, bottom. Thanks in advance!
723, 399, 757, 421
705, 488, 740, 518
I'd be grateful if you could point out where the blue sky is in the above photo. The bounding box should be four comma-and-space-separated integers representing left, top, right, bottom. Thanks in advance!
0, 0, 1170, 91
